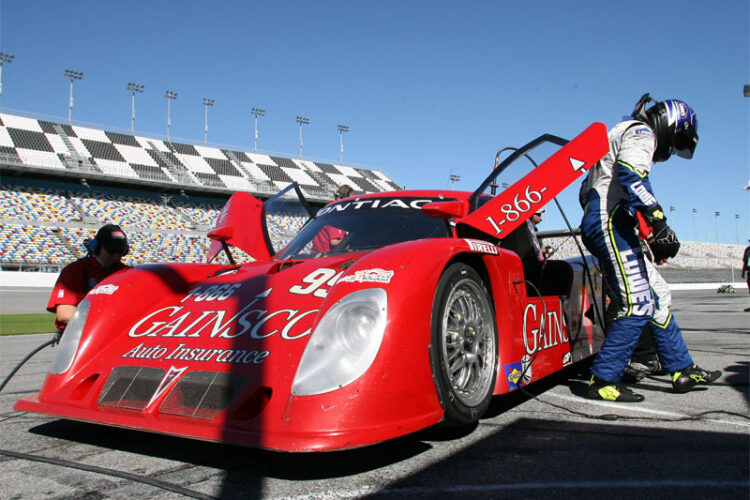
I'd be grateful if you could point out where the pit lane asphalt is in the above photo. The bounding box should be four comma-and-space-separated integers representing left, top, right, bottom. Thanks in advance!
1, 290, 748, 500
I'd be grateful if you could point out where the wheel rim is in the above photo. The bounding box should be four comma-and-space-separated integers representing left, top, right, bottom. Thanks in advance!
440, 277, 496, 407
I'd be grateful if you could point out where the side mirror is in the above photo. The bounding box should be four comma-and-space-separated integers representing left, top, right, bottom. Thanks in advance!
421, 200, 468, 219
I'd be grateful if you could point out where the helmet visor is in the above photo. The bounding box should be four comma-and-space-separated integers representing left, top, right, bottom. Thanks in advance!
673, 127, 698, 159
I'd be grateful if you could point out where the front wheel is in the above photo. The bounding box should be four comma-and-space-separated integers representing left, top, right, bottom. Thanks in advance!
430, 263, 498, 424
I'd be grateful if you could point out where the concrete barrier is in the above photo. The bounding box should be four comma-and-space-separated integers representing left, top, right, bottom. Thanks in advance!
0, 271, 59, 288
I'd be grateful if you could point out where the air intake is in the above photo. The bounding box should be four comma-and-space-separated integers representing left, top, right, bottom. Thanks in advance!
159, 371, 251, 420
98, 366, 165, 410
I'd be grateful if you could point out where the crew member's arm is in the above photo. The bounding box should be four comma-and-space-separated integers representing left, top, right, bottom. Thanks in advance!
55, 304, 77, 326
47, 261, 87, 329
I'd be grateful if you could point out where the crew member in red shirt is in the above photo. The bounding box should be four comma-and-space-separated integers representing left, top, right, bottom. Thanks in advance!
47, 224, 130, 330
311, 185, 356, 253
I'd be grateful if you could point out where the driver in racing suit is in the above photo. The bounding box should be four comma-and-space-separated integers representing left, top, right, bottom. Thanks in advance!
578, 94, 722, 402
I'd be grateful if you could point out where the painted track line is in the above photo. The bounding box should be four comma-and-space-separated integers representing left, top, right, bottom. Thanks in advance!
271, 479, 748, 499
546, 392, 750, 428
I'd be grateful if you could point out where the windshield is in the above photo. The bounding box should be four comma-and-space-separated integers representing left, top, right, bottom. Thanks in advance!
276, 196, 451, 259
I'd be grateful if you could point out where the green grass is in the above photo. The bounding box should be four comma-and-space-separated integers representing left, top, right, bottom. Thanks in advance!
0, 313, 57, 336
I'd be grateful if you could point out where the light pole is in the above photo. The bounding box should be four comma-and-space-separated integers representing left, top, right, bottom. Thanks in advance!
735, 214, 740, 243
714, 211, 720, 242
126, 82, 144, 135
337, 124, 349, 164
0, 52, 14, 106
692, 208, 697, 240
668, 205, 675, 234
165, 90, 178, 142
202, 97, 214, 145
251, 107, 265, 153
296, 116, 309, 159
449, 174, 460, 189
64, 69, 83, 124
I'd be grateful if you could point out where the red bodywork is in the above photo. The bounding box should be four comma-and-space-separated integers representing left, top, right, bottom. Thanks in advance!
16, 123, 609, 452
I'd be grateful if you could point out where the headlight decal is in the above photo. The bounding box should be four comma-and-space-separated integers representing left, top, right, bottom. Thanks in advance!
291, 288, 387, 396
49, 299, 90, 374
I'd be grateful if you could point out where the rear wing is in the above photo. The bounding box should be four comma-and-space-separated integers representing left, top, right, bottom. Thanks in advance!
458, 122, 608, 239
207, 191, 272, 263
206, 183, 315, 263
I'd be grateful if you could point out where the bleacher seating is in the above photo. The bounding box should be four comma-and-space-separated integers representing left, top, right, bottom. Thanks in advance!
0, 221, 215, 268
0, 225, 74, 264
70, 192, 190, 230
0, 185, 81, 222
0, 182, 230, 267
0, 111, 407, 271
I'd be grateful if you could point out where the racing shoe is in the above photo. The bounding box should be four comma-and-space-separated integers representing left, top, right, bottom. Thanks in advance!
587, 376, 644, 402
672, 366, 723, 393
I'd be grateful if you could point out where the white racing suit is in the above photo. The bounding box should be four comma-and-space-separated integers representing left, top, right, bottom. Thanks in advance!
579, 120, 692, 382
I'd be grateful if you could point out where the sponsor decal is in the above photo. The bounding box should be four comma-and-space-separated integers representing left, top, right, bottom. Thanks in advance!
630, 180, 657, 205
128, 288, 317, 340
504, 362, 523, 390
89, 284, 119, 295
484, 185, 548, 236
181, 283, 241, 303
338, 268, 394, 284
522, 302, 570, 356
619, 249, 654, 316
147, 365, 187, 407
122, 342, 271, 365
562, 352, 572, 366
317, 197, 435, 217
633, 125, 654, 138
464, 239, 499, 255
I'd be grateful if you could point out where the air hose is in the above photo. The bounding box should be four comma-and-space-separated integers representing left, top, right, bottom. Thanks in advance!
0, 330, 60, 393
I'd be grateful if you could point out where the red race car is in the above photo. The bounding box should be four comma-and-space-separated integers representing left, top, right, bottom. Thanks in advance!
16, 123, 610, 452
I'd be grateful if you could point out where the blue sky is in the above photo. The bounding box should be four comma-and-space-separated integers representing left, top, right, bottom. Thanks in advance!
1, 1, 748, 243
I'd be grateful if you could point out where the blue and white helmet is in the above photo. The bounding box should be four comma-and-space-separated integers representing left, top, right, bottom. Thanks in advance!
631, 93, 699, 162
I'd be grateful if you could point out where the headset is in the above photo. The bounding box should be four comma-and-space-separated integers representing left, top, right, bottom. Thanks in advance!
84, 226, 129, 257
84, 237, 99, 256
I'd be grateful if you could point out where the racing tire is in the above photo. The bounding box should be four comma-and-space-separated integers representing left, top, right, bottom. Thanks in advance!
430, 263, 498, 425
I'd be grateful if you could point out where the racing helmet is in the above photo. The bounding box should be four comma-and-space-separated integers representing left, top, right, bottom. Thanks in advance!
631, 93, 699, 162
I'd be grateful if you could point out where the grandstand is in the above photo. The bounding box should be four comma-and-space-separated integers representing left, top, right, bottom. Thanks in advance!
0, 111, 743, 285
0, 111, 400, 270
544, 234, 745, 285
